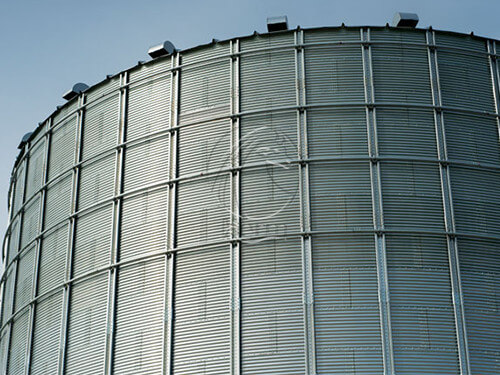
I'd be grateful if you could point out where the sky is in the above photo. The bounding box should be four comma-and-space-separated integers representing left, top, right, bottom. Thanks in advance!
0, 0, 498, 250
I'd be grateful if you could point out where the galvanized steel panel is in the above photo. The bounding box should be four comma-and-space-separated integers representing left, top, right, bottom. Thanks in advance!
457, 238, 500, 374
25, 140, 45, 199
14, 245, 35, 312
437, 49, 495, 113
78, 155, 115, 209
381, 162, 444, 231
386, 234, 459, 374
240, 111, 297, 166
30, 291, 63, 374
1, 267, 15, 327
123, 135, 169, 192
376, 108, 437, 158
177, 176, 230, 247
241, 238, 305, 374
178, 119, 230, 177
120, 188, 168, 260
450, 166, 500, 236
49, 115, 77, 180
310, 162, 373, 231
313, 234, 383, 374
8, 310, 29, 375
240, 50, 296, 112
179, 59, 230, 124
305, 45, 365, 104
65, 274, 108, 375
37, 225, 69, 296
81, 95, 119, 161
127, 75, 170, 141
73, 204, 113, 277
240, 165, 300, 237
12, 162, 25, 216
444, 112, 500, 164
173, 246, 230, 374
308, 108, 368, 158
21, 196, 40, 249
44, 174, 72, 230
114, 258, 165, 374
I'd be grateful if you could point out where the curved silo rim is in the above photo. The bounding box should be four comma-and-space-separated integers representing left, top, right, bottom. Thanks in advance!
4, 23, 500, 261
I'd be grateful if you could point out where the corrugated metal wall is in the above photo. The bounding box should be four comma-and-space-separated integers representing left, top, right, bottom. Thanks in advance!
1, 26, 499, 375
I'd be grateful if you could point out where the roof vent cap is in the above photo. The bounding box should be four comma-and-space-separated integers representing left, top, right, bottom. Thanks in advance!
148, 41, 176, 59
392, 12, 419, 28
267, 16, 288, 32
18, 132, 33, 149
62, 83, 89, 101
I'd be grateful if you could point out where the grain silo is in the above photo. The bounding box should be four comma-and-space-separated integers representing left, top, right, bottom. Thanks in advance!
1, 13, 499, 374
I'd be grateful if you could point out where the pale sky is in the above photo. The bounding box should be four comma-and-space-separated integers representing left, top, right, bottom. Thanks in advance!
0, 0, 498, 248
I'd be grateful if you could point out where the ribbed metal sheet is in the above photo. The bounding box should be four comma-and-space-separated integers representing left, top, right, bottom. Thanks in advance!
73, 204, 113, 277
14, 244, 35, 312
8, 310, 29, 375
437, 48, 495, 113
81, 95, 119, 161
25, 140, 45, 198
372, 44, 432, 104
124, 135, 169, 192
240, 165, 301, 236
444, 112, 500, 164
65, 274, 108, 375
177, 176, 230, 247
20, 196, 40, 249
241, 238, 305, 374
1, 267, 15, 327
173, 246, 230, 374
120, 188, 168, 260
376, 109, 437, 158
179, 58, 230, 123
178, 119, 230, 177
114, 258, 166, 374
308, 108, 368, 158
30, 291, 63, 374
49, 115, 77, 180
78, 155, 115, 209
450, 166, 500, 236
37, 225, 69, 296
313, 234, 383, 374
11, 162, 25, 217
2, 26, 500, 374
43, 174, 72, 230
127, 75, 170, 141
381, 162, 444, 231
457, 238, 500, 374
386, 234, 459, 374
240, 111, 297, 166
240, 49, 296, 112
305, 45, 365, 104
310, 162, 373, 231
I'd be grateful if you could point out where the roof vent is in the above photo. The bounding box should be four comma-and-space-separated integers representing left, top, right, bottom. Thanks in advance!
18, 132, 33, 149
267, 16, 288, 32
148, 41, 176, 59
392, 12, 419, 28
62, 83, 89, 101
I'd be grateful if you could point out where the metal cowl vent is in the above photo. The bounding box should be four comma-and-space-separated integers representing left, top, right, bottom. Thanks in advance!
267, 15, 288, 32
392, 12, 419, 28
148, 41, 176, 59
62, 82, 89, 101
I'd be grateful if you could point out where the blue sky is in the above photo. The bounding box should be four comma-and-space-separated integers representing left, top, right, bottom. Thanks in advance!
0, 0, 498, 242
